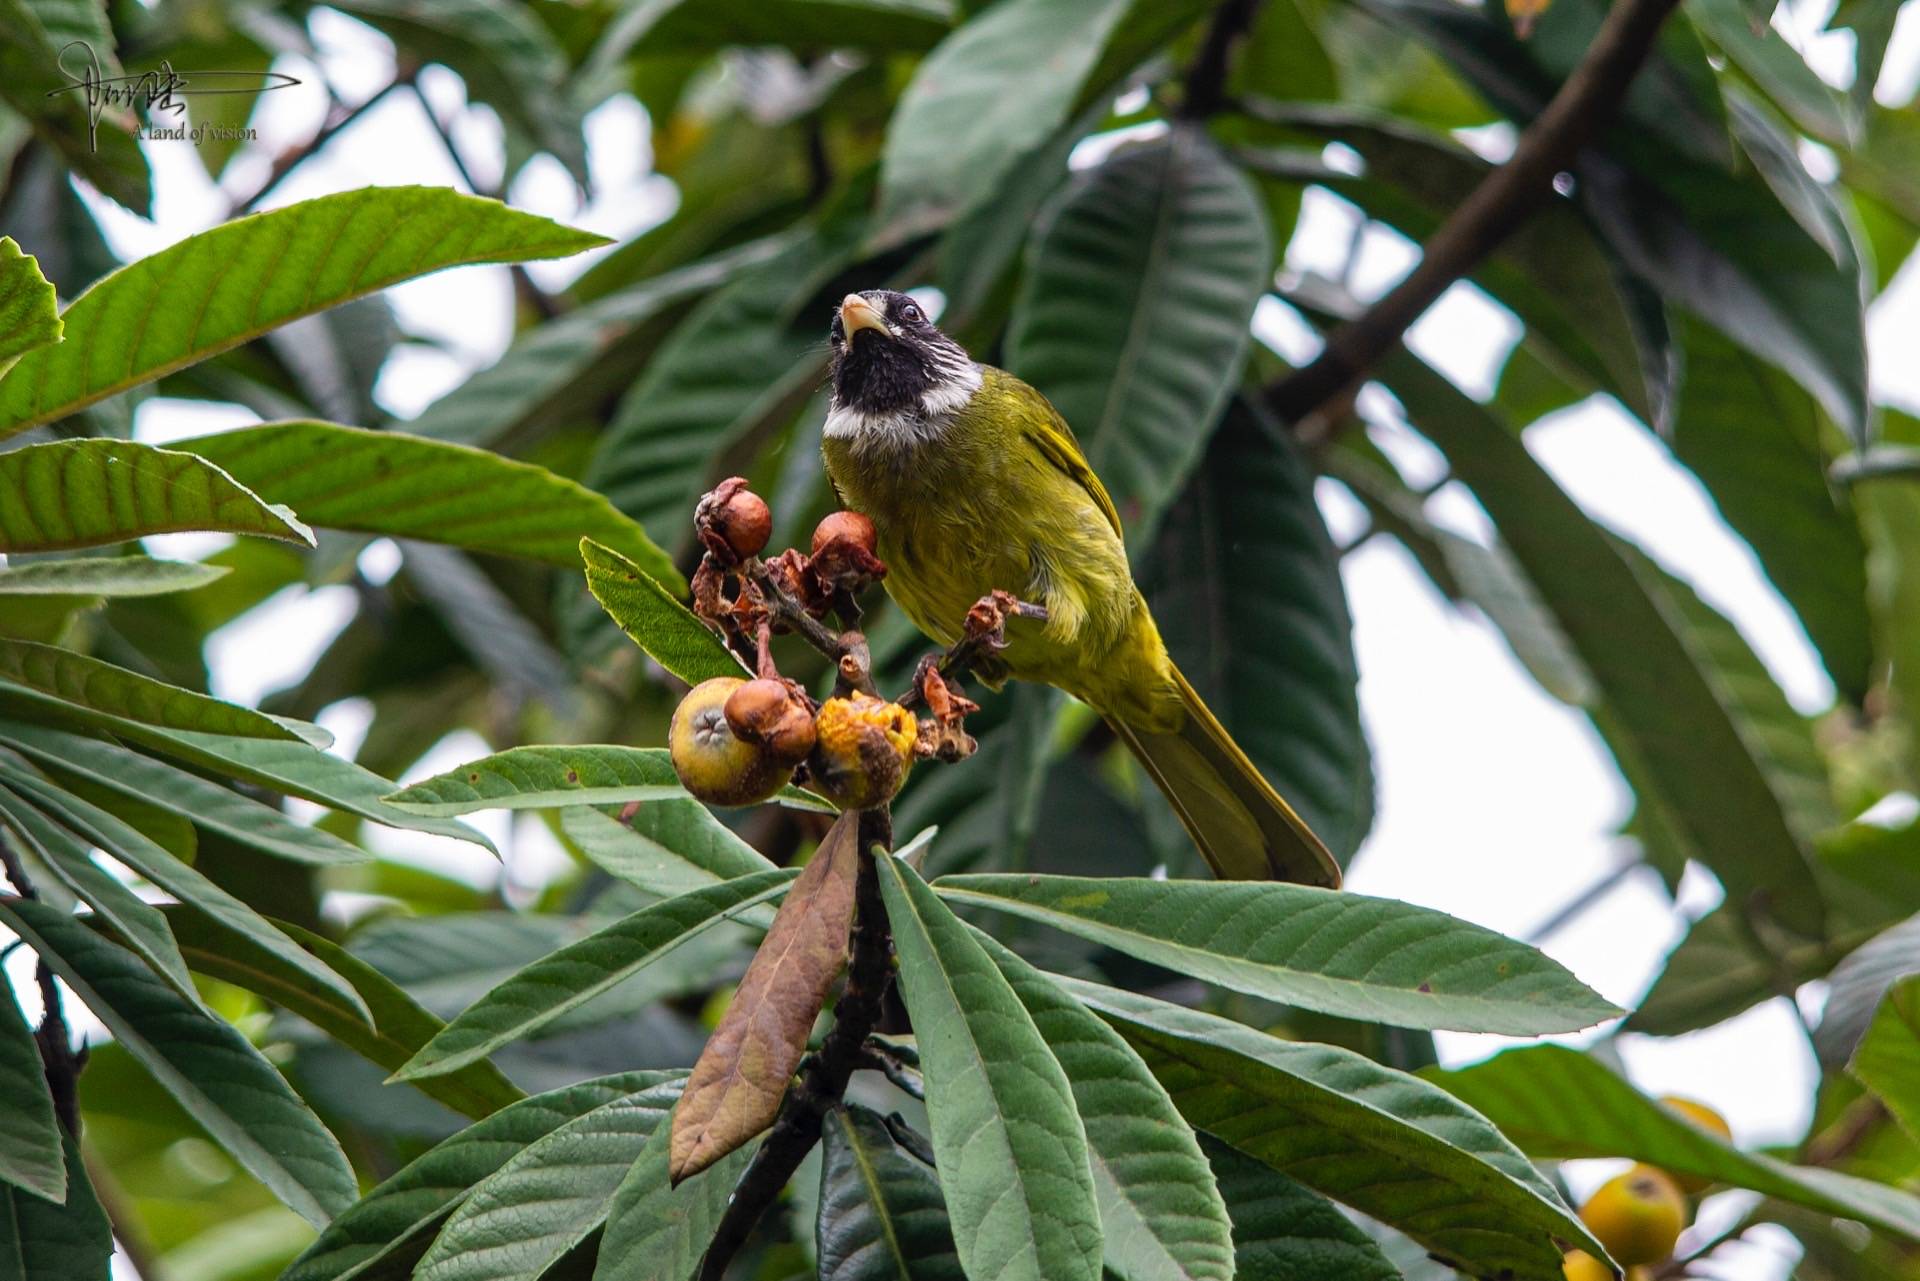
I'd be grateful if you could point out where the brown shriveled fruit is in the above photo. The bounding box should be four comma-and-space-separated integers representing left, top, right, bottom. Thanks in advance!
724, 677, 817, 766
1580, 1165, 1687, 1267
811, 509, 877, 557
807, 692, 917, 809
669, 677, 790, 806
1658, 1096, 1732, 1194
713, 488, 772, 560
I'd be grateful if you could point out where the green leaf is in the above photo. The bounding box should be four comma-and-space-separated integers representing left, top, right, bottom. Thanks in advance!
1626, 898, 1870, 1036
1667, 316, 1873, 702
975, 933, 1233, 1281
0, 439, 315, 553
385, 746, 687, 816
1816, 912, 1920, 1065
1007, 127, 1269, 549
1203, 1138, 1401, 1281
1586, 102, 1870, 442
0, 1139, 110, 1280
1378, 350, 1828, 938
0, 2, 151, 215
935, 96, 1106, 333
816, 1104, 964, 1281
160, 908, 523, 1123
0, 721, 367, 866
0, 639, 302, 744
560, 802, 776, 901
593, 0, 953, 67
0, 978, 63, 1203
284, 1073, 671, 1281
394, 869, 798, 1080
0, 556, 227, 598
1859, 412, 1920, 776
579, 538, 748, 685
1831, 0, 1901, 116
390, 745, 825, 817
582, 228, 845, 552
0, 897, 357, 1227
941, 874, 1618, 1035
5, 767, 372, 1023
876, 0, 1206, 236
413, 1077, 685, 1281
0, 187, 609, 439
0, 235, 60, 379
1426, 1044, 1920, 1243
874, 854, 1103, 1281
77, 724, 495, 852
591, 1110, 760, 1281
1377, 0, 1867, 438
1061, 978, 1608, 1278
1851, 974, 1920, 1139
1686, 0, 1852, 145
406, 240, 785, 446
0, 781, 200, 1007
1145, 407, 1373, 863
0, 595, 95, 645
329, 0, 587, 183
176, 421, 680, 588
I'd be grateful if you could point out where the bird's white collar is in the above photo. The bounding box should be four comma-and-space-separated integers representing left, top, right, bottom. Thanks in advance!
823, 363, 982, 445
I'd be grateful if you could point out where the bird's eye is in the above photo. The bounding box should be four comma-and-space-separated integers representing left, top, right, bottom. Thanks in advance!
899, 301, 923, 324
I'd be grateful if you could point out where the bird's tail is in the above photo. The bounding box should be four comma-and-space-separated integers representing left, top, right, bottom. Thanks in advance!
1110, 665, 1341, 887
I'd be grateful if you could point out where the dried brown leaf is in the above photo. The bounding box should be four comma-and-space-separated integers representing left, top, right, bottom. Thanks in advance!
669, 809, 862, 1182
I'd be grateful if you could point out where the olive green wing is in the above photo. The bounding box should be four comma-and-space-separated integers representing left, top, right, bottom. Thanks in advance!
982, 367, 1123, 538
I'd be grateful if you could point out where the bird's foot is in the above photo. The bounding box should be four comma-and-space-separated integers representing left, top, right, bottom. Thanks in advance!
911, 654, 980, 762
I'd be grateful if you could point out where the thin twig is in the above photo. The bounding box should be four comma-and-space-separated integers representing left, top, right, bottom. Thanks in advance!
0, 832, 82, 1142
228, 74, 413, 217
1649, 1213, 1755, 1280
407, 82, 560, 320
1179, 0, 1262, 120
33, 963, 81, 1137
1266, 0, 1686, 433
698, 809, 895, 1280
1525, 852, 1640, 943
739, 559, 879, 697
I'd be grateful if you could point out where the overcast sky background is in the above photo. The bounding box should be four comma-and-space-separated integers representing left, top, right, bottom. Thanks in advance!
31, 3, 1920, 1275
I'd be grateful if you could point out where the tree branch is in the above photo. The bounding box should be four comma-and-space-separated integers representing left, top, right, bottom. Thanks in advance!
408, 83, 560, 321
228, 73, 414, 217
697, 808, 895, 1280
1265, 0, 1684, 429
1180, 0, 1263, 120
1, 826, 84, 1141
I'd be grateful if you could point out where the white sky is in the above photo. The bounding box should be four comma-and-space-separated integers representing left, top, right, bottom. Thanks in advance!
26, 4, 1920, 1276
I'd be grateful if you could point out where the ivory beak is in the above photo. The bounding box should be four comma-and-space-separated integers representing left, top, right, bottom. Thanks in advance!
839, 293, 889, 341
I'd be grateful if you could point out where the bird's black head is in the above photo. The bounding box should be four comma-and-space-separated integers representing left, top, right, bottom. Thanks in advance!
827, 290, 976, 420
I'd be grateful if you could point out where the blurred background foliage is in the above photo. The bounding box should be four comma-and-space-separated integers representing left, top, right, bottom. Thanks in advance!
2, 0, 1920, 1275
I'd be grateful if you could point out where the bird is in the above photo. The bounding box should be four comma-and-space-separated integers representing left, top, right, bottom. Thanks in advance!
819, 288, 1340, 887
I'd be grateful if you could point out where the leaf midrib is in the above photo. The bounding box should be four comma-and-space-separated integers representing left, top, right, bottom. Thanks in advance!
938, 886, 1610, 1028
882, 859, 1044, 1281
4, 231, 598, 438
